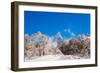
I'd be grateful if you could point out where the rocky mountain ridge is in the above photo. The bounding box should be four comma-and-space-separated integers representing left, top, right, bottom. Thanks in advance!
24, 32, 90, 60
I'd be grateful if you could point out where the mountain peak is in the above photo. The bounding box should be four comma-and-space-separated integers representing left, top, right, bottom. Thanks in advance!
56, 32, 63, 40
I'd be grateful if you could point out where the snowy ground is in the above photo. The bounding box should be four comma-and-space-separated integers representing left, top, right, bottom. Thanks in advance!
25, 55, 90, 62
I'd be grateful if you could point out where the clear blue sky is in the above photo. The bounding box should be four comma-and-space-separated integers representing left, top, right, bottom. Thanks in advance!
24, 11, 90, 38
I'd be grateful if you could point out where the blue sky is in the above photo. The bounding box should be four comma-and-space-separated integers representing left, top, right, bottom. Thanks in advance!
24, 11, 90, 38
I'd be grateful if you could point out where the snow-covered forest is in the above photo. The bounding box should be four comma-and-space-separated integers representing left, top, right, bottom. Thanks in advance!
24, 32, 90, 62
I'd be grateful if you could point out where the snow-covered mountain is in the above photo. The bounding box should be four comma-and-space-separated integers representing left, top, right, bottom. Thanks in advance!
24, 32, 90, 61
51, 32, 64, 47
24, 32, 64, 60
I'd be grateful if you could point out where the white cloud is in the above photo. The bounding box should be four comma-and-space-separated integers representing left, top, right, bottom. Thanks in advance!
64, 28, 76, 37
71, 32, 76, 36
67, 28, 71, 33
64, 29, 67, 32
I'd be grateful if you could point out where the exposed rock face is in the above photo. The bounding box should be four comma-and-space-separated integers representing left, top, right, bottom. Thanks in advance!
59, 36, 90, 58
24, 32, 63, 59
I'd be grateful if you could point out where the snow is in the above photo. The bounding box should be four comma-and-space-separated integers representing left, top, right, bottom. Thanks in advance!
25, 55, 89, 62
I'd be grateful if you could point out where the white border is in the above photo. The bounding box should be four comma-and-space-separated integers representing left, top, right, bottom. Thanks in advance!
19, 5, 96, 68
